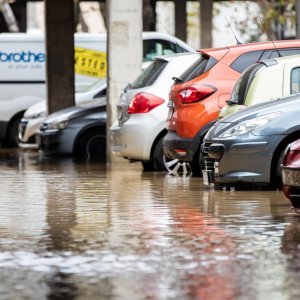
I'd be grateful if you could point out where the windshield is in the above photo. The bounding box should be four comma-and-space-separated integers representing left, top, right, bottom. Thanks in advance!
75, 78, 107, 93
130, 59, 167, 89
229, 63, 264, 105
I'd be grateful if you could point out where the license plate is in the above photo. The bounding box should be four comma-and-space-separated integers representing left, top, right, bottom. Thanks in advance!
282, 168, 300, 186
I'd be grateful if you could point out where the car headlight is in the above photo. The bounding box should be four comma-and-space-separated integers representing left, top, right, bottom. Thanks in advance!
219, 112, 281, 138
25, 111, 46, 119
48, 119, 69, 130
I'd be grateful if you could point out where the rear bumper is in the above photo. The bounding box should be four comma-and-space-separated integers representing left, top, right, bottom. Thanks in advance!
162, 130, 199, 162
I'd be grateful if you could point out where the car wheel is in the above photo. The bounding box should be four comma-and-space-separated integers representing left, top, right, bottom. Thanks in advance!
153, 135, 192, 175
6, 116, 22, 148
76, 128, 106, 160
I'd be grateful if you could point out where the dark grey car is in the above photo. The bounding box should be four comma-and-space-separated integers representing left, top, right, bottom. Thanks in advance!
201, 93, 300, 188
37, 98, 106, 159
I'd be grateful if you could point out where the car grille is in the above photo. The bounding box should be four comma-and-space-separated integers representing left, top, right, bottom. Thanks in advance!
202, 142, 215, 172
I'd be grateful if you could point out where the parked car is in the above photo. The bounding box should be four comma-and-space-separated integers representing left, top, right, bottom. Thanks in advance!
201, 93, 300, 189
141, 31, 195, 68
37, 98, 106, 158
218, 54, 300, 119
163, 40, 300, 175
110, 52, 199, 173
282, 139, 300, 212
18, 79, 107, 149
18, 31, 195, 150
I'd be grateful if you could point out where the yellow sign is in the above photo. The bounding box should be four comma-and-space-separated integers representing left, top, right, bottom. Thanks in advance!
75, 47, 107, 78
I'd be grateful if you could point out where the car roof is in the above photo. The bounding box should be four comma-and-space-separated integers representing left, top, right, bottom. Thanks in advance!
142, 31, 195, 52
256, 53, 300, 69
199, 40, 300, 62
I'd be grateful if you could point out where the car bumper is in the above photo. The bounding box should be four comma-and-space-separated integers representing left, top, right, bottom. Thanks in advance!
37, 128, 77, 155
19, 117, 45, 149
110, 115, 164, 161
202, 134, 281, 185
163, 130, 199, 162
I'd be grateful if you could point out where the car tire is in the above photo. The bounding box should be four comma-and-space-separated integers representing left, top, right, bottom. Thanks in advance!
153, 136, 168, 171
6, 116, 22, 148
141, 161, 156, 172
75, 128, 106, 160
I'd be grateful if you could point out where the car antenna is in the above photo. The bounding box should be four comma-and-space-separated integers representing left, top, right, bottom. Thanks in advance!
225, 17, 242, 45
259, 19, 282, 57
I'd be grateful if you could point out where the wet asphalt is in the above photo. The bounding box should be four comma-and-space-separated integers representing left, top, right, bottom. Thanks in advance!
0, 149, 299, 300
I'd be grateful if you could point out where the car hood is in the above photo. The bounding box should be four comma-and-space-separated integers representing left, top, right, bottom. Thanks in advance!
24, 101, 46, 118
44, 98, 106, 124
208, 94, 300, 138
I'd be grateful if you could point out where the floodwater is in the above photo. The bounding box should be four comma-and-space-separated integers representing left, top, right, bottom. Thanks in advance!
0, 149, 300, 300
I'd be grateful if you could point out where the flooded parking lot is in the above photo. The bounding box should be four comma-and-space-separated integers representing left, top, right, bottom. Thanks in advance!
0, 149, 299, 300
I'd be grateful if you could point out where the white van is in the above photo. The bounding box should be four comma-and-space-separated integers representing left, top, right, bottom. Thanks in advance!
0, 32, 107, 146
17, 31, 195, 148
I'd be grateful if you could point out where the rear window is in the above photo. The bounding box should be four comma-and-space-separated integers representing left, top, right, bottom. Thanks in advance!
229, 63, 264, 105
130, 59, 167, 89
176, 54, 218, 83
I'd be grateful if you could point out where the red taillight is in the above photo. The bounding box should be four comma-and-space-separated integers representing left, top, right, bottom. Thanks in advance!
127, 92, 165, 114
179, 85, 216, 104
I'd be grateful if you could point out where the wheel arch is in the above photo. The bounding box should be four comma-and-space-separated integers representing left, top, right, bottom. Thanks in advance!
270, 130, 300, 185
149, 128, 168, 162
73, 123, 106, 155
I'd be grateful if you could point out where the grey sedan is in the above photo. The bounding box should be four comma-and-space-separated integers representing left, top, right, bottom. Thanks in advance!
201, 94, 300, 189
37, 99, 106, 159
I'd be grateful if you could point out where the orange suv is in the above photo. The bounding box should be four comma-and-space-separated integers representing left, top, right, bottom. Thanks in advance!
163, 40, 300, 175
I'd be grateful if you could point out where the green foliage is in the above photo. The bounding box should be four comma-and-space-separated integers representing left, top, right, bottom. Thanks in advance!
243, 0, 296, 40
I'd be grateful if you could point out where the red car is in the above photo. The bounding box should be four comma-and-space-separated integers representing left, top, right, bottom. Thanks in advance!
282, 139, 300, 212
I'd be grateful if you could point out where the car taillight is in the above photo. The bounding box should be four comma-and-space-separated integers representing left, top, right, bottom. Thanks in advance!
179, 85, 217, 104
128, 92, 164, 114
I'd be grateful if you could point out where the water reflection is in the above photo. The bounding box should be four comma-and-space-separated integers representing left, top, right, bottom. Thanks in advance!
0, 149, 299, 299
